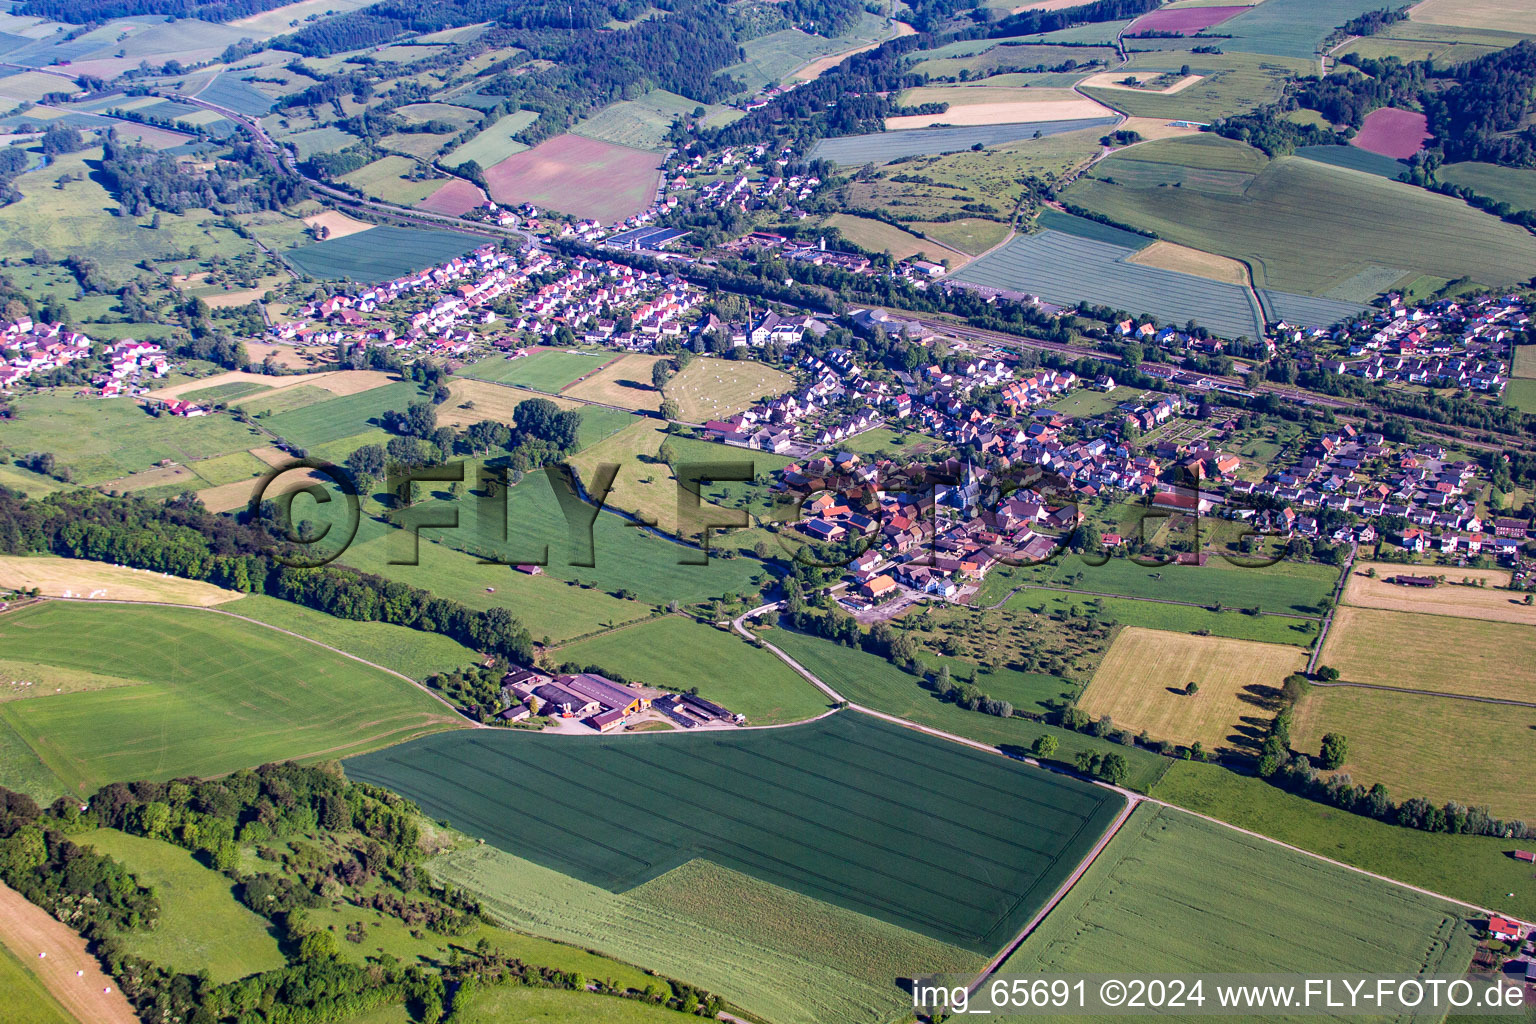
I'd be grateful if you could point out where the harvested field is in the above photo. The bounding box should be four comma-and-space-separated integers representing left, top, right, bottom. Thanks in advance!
1408, 0, 1536, 34
1320, 606, 1536, 702
663, 357, 793, 423
0, 556, 242, 605
0, 880, 137, 1024
347, 712, 1126, 953
1125, 239, 1248, 284
1079, 71, 1204, 93
302, 209, 372, 239
1293, 686, 1536, 820
1341, 563, 1535, 624
561, 352, 668, 410
887, 96, 1113, 129
196, 466, 329, 514
483, 134, 663, 224
150, 369, 392, 401
1516, 343, 1536, 379
242, 340, 322, 369
418, 178, 485, 215
809, 116, 1117, 165
1351, 106, 1431, 160
283, 226, 492, 282
1078, 627, 1306, 752
1126, 3, 1246, 33
98, 463, 197, 493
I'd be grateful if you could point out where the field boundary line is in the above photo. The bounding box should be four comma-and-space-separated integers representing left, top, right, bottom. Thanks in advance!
1307, 541, 1355, 674
1311, 678, 1536, 708
1000, 582, 1324, 621
43, 596, 480, 726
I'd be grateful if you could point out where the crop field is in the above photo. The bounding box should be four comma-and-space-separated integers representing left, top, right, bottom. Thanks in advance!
663, 356, 793, 422
808, 116, 1116, 165
261, 380, 425, 448
0, 602, 462, 793
1320, 606, 1536, 702
348, 712, 1126, 952
1126, 240, 1249, 284
1409, 0, 1536, 33
908, 42, 1119, 79
484, 134, 663, 223
562, 353, 669, 410
1216, 0, 1408, 57
227, 594, 479, 679
716, 11, 891, 92
0, 392, 267, 484
283, 225, 492, 282
1516, 343, 1536, 380
0, 555, 242, 606
556, 616, 830, 724
1293, 686, 1534, 820
444, 109, 537, 167
949, 229, 1267, 339
1295, 142, 1407, 179
417, 178, 485, 215
1078, 627, 1306, 752
763, 629, 1171, 792
1352, 107, 1431, 160
195, 74, 274, 116
1067, 154, 1536, 297
77, 828, 285, 983
886, 86, 1112, 129
1439, 161, 1536, 213
1003, 803, 1476, 1016
433, 843, 979, 1024
823, 213, 959, 264
1081, 50, 1313, 122
284, 125, 359, 159
461, 348, 611, 391
573, 90, 740, 152
1341, 564, 1536, 624
1126, 4, 1246, 33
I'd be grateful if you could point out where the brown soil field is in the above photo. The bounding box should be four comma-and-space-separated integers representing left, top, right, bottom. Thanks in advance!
1341, 563, 1535, 625
419, 179, 487, 216
244, 341, 325, 369
561, 353, 668, 411
196, 468, 331, 514
1126, 240, 1249, 285
483, 134, 664, 223
0, 881, 137, 1024
98, 464, 197, 494
0, 556, 242, 606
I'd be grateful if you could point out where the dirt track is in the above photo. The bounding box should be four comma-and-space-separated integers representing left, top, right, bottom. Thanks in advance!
0, 881, 136, 1024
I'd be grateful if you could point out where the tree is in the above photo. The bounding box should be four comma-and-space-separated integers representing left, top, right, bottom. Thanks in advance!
651, 359, 673, 390
1099, 752, 1129, 786
1320, 732, 1349, 769
345, 444, 386, 485
1185, 680, 1199, 696
1033, 734, 1057, 758
659, 398, 680, 421
1314, 665, 1340, 682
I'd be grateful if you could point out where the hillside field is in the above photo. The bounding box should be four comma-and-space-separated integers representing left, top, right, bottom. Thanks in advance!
0, 602, 463, 793
0, 555, 242, 606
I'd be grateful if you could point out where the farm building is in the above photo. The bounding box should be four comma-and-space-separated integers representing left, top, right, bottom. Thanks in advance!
1488, 916, 1522, 942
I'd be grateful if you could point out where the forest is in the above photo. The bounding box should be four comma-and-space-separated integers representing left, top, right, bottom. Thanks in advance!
99, 137, 307, 217
20, 0, 296, 22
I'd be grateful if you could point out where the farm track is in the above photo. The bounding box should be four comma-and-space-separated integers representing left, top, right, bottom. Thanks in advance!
1310, 679, 1536, 709
1306, 541, 1354, 675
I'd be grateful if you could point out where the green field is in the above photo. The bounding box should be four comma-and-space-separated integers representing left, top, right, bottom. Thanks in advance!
810, 117, 1116, 166
554, 616, 831, 724
394, 102, 482, 130
460, 349, 612, 391
1439, 161, 1536, 213
283, 225, 493, 282
0, 945, 74, 1024
261, 381, 426, 448
1082, 51, 1312, 122
717, 11, 891, 92
445, 109, 538, 167
1154, 760, 1536, 921
450, 986, 702, 1023
1504, 378, 1536, 414
347, 712, 1126, 953
227, 594, 481, 679
1219, 0, 1430, 58
1015, 589, 1320, 646
338, 155, 444, 205
1002, 803, 1476, 1018
573, 91, 740, 152
978, 555, 1338, 615
0, 602, 462, 794
76, 828, 285, 983
1067, 152, 1536, 297
909, 42, 1119, 79
912, 216, 1012, 255
764, 629, 1170, 793
0, 391, 268, 485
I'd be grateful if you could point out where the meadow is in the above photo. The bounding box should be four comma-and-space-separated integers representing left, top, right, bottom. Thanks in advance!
1082, 50, 1311, 122
437, 379, 635, 449
1341, 564, 1535, 624
1008, 588, 1320, 647
716, 11, 892, 93
662, 356, 793, 423
227, 594, 480, 679
336, 155, 444, 205
562, 353, 669, 410
450, 987, 701, 1023
1292, 686, 1534, 821
822, 213, 960, 265
553, 615, 830, 724
915, 216, 1011, 254
809, 117, 1116, 166
484, 134, 663, 223
444, 109, 538, 167
347, 712, 1127, 953
76, 828, 285, 983
1152, 759, 1536, 920
1408, 0, 1536, 33
432, 842, 980, 1024
1078, 626, 1306, 751
1439, 161, 1536, 213
461, 348, 611, 391
1003, 803, 1477, 1018
0, 602, 462, 794
1320, 606, 1536, 702
283, 226, 491, 282
763, 628, 1170, 793
1067, 154, 1536, 297
260, 380, 426, 448
573, 90, 740, 152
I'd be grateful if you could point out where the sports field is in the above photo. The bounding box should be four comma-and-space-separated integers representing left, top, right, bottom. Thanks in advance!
1078, 627, 1306, 751
1293, 686, 1535, 820
76, 828, 285, 983
1003, 803, 1476, 1014
555, 616, 830, 724
809, 117, 1117, 165
460, 348, 611, 391
1320, 606, 1536, 702
1342, 564, 1535, 624
949, 229, 1266, 339
0, 556, 242, 606
283, 226, 493, 282
484, 134, 663, 223
0, 602, 462, 793
563, 353, 669, 410
663, 357, 793, 423
347, 712, 1126, 953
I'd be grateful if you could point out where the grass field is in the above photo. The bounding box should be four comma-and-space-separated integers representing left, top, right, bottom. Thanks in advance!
573, 90, 740, 152
562, 353, 669, 410
1067, 153, 1536, 297
283, 225, 492, 282
1341, 564, 1535, 624
1320, 606, 1536, 702
717, 11, 892, 92
809, 116, 1116, 165
337, 155, 444, 205
1439, 161, 1536, 213
913, 216, 1011, 254
1078, 627, 1307, 752
348, 712, 1126, 953
823, 213, 960, 265
1213, 0, 1406, 57
1293, 686, 1535, 820
76, 828, 285, 982
484, 134, 662, 223
1008, 588, 1321, 647
1515, 343, 1536, 380
0, 391, 268, 485
261, 380, 426, 448
764, 628, 1170, 792
554, 616, 830, 724
1503, 377, 1536, 414
459, 348, 611, 391
907, 39, 1118, 79
663, 357, 793, 423
436, 378, 635, 449
1082, 50, 1311, 121
0, 556, 243, 606
0, 602, 462, 793
1153, 759, 1536, 920
1408, 0, 1536, 33
450, 986, 701, 1023
227, 594, 480, 679
444, 109, 537, 167
0, 943, 76, 1024
1003, 803, 1476, 1016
